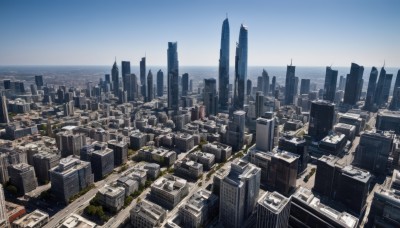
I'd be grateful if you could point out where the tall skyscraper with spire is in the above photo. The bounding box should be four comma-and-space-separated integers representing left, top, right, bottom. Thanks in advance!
343, 63, 364, 106
121, 61, 131, 92
167, 42, 179, 110
111, 59, 119, 96
140, 57, 146, 99
374, 66, 387, 107
364, 67, 378, 111
147, 70, 153, 102
218, 17, 230, 112
284, 61, 296, 105
233, 24, 248, 111
323, 66, 338, 102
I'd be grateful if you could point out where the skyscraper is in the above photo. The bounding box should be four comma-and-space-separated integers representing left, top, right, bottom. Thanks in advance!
256, 117, 275, 152
246, 79, 252, 96
220, 160, 261, 228
271, 76, 276, 94
257, 76, 263, 93
121, 61, 131, 87
218, 18, 230, 112
262, 69, 270, 96
389, 70, 400, 110
323, 67, 338, 102
300, 79, 310, 95
168, 42, 179, 110
35, 75, 44, 88
233, 24, 248, 111
228, 110, 246, 151
140, 57, 146, 99
255, 92, 264, 118
364, 67, 378, 111
256, 191, 291, 228
382, 74, 393, 105
0, 95, 9, 124
147, 70, 153, 102
111, 59, 119, 96
157, 70, 164, 97
182, 73, 189, 96
125, 74, 138, 101
284, 63, 296, 105
343, 63, 364, 106
203, 78, 218, 116
308, 100, 335, 141
338, 75, 346, 90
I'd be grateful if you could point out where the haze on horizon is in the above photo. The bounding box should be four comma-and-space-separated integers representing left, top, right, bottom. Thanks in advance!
1, 0, 399, 67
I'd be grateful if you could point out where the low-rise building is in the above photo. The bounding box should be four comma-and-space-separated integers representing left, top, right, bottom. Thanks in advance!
202, 142, 232, 163
189, 151, 215, 170
179, 189, 218, 228
174, 133, 195, 152
174, 159, 203, 180
12, 210, 49, 228
130, 132, 148, 150
130, 200, 167, 228
116, 176, 139, 197
150, 174, 189, 209
58, 213, 97, 228
32, 152, 60, 184
97, 185, 125, 212
334, 123, 356, 141
138, 146, 177, 166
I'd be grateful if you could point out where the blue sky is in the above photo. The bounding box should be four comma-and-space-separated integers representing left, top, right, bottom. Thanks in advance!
1, 0, 399, 66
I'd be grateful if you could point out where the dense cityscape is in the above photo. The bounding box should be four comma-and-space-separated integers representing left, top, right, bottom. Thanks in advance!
1, 3, 400, 228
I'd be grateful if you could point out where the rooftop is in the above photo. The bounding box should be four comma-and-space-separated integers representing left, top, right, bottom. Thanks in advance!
98, 185, 125, 197
321, 133, 346, 144
341, 165, 372, 183
293, 187, 358, 228
334, 123, 356, 130
152, 174, 187, 193
258, 191, 290, 214
59, 213, 96, 228
13, 210, 48, 227
132, 200, 166, 223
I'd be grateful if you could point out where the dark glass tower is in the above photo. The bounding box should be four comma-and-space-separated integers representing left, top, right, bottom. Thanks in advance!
323, 67, 338, 102
300, 79, 310, 95
233, 24, 248, 111
218, 18, 230, 112
157, 69, 164, 97
246, 79, 252, 96
343, 63, 364, 106
111, 59, 119, 96
182, 73, 189, 96
374, 66, 387, 107
284, 63, 296, 105
167, 42, 179, 110
364, 67, 378, 111
140, 57, 146, 99
390, 70, 400, 110
262, 69, 269, 96
35, 75, 44, 88
308, 100, 335, 141
271, 76, 276, 94
121, 61, 131, 92
204, 78, 218, 116
147, 70, 153, 102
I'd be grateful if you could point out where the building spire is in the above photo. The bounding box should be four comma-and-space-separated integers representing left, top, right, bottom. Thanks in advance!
383, 60, 385, 68
290, 58, 292, 66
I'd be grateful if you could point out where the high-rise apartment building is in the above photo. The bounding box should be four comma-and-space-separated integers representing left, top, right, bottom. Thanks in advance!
219, 160, 261, 228
256, 117, 274, 152
218, 18, 230, 112
182, 73, 189, 96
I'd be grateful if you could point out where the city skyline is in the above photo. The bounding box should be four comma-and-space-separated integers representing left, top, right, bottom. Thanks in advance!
1, 0, 400, 67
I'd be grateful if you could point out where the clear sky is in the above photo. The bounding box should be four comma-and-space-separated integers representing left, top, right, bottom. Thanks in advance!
1, 0, 399, 67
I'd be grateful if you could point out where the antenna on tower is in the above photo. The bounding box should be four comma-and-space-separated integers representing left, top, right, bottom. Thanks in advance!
383, 60, 385, 68
290, 59, 292, 66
